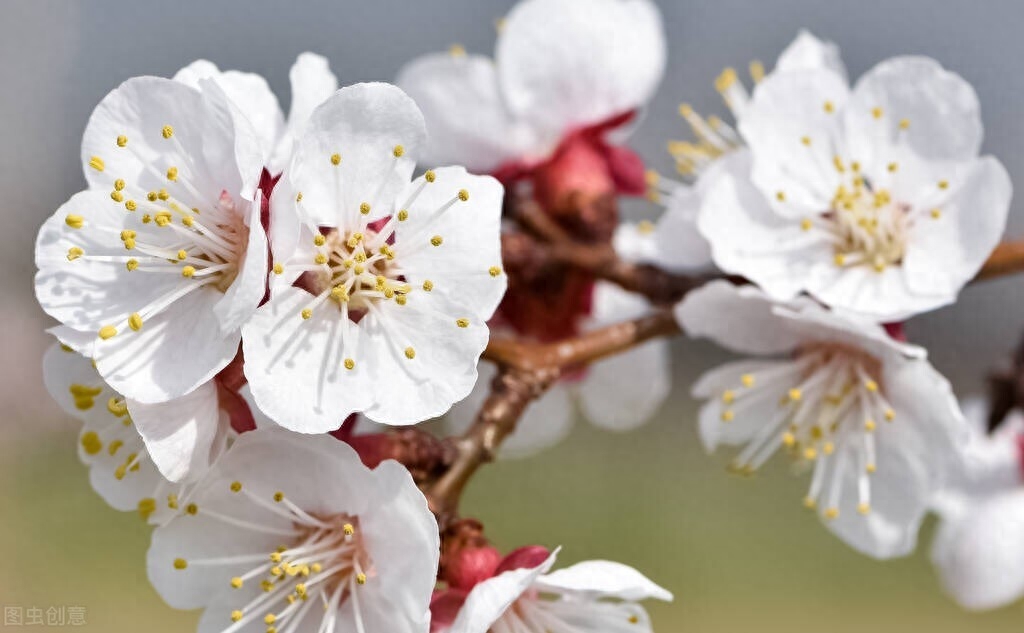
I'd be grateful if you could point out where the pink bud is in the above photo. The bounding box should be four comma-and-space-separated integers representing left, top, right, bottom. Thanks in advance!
495, 545, 551, 574
444, 543, 502, 591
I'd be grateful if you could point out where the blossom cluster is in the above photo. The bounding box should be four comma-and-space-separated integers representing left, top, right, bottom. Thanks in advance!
32, 0, 1024, 628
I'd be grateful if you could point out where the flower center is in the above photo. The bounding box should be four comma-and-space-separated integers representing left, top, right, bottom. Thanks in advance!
715, 342, 896, 519
824, 171, 909, 272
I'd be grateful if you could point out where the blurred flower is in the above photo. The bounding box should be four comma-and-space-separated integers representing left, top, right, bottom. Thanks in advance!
931, 399, 1024, 610
648, 30, 847, 271
241, 83, 506, 432
35, 77, 268, 403
696, 53, 1010, 321
174, 53, 339, 173
42, 339, 240, 524
447, 224, 670, 458
677, 280, 966, 558
432, 546, 671, 633
148, 428, 438, 633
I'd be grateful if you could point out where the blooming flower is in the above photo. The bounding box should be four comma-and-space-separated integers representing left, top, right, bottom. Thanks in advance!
676, 280, 966, 558
433, 546, 671, 633
447, 224, 670, 457
648, 30, 848, 271
35, 76, 267, 403
696, 53, 1011, 321
930, 399, 1024, 610
42, 338, 236, 524
174, 53, 339, 173
242, 83, 506, 432
148, 428, 439, 633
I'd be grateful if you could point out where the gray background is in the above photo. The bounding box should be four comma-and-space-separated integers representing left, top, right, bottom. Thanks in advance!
2, 1, 1024, 631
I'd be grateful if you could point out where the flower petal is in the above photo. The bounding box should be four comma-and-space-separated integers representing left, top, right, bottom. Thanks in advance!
213, 197, 269, 334
449, 550, 559, 633
535, 559, 672, 602
774, 30, 848, 81
496, 0, 665, 138
269, 52, 340, 172
396, 53, 547, 171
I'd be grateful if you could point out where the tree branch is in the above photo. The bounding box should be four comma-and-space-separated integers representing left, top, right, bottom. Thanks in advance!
976, 238, 1024, 281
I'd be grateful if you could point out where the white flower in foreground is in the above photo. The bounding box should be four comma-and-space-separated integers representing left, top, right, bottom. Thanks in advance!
148, 428, 439, 633
396, 0, 664, 175
931, 400, 1024, 610
445, 549, 671, 633
697, 55, 1011, 321
447, 225, 670, 457
174, 53, 339, 172
35, 76, 267, 403
42, 340, 233, 524
242, 83, 506, 432
650, 30, 847, 271
677, 281, 965, 558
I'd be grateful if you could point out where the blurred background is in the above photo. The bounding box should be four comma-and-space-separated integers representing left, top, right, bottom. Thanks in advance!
3, 0, 1024, 630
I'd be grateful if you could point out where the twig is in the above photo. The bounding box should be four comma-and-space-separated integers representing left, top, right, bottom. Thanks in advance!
976, 238, 1024, 281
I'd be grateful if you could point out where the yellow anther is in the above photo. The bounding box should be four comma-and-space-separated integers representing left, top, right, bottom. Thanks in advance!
167, 494, 178, 509
301, 309, 313, 320
457, 189, 470, 201
834, 253, 846, 266
741, 374, 755, 387
788, 388, 802, 402
272, 262, 284, 275
172, 249, 186, 261
88, 156, 105, 171
182, 215, 194, 227
66, 246, 84, 261
147, 191, 158, 202
116, 135, 128, 147
722, 390, 735, 404
273, 491, 284, 502
863, 379, 878, 392
311, 563, 322, 573
824, 507, 839, 520
456, 318, 470, 328
330, 153, 341, 165
128, 313, 143, 332
397, 209, 409, 221
431, 235, 443, 247
404, 347, 416, 359
938, 180, 949, 190
899, 118, 910, 130
353, 264, 365, 274
181, 265, 196, 278
931, 208, 942, 219
488, 266, 501, 277
80, 431, 103, 455
112, 178, 126, 191
125, 199, 137, 211
185, 503, 198, 515
864, 419, 877, 432
424, 170, 436, 183
270, 552, 283, 563
887, 162, 898, 173
314, 253, 327, 265
343, 523, 355, 535
823, 101, 835, 113
871, 106, 883, 119
781, 432, 796, 447
99, 325, 118, 340
803, 447, 818, 461
230, 481, 242, 493
296, 192, 303, 202
161, 125, 174, 139
449, 44, 466, 57
393, 144, 405, 158
884, 408, 896, 422
344, 358, 355, 370
313, 234, 326, 246
359, 202, 371, 215
231, 577, 243, 589
173, 558, 188, 570
800, 218, 812, 231
138, 498, 156, 520
866, 463, 877, 474
857, 502, 871, 515
125, 258, 139, 272
714, 67, 737, 92
800, 136, 811, 146
803, 496, 817, 509
749, 60, 765, 83
356, 573, 367, 585
108, 440, 124, 457
720, 409, 735, 422
823, 442, 835, 455
65, 214, 84, 229
166, 166, 178, 181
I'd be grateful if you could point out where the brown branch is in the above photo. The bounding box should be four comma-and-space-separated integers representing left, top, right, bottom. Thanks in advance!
975, 238, 1024, 281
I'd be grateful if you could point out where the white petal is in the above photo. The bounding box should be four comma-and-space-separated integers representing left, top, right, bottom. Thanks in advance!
449, 551, 559, 633
931, 490, 1024, 610
739, 69, 850, 216
173, 59, 286, 162
496, 0, 665, 138
213, 197, 269, 334
674, 280, 806, 355
902, 156, 1011, 300
653, 183, 713, 271
774, 30, 848, 82
845, 56, 982, 167
535, 559, 672, 602
396, 53, 547, 171
267, 52, 340, 173
393, 167, 507, 320
241, 286, 377, 433
288, 82, 425, 228
127, 380, 221, 483
611, 222, 660, 265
